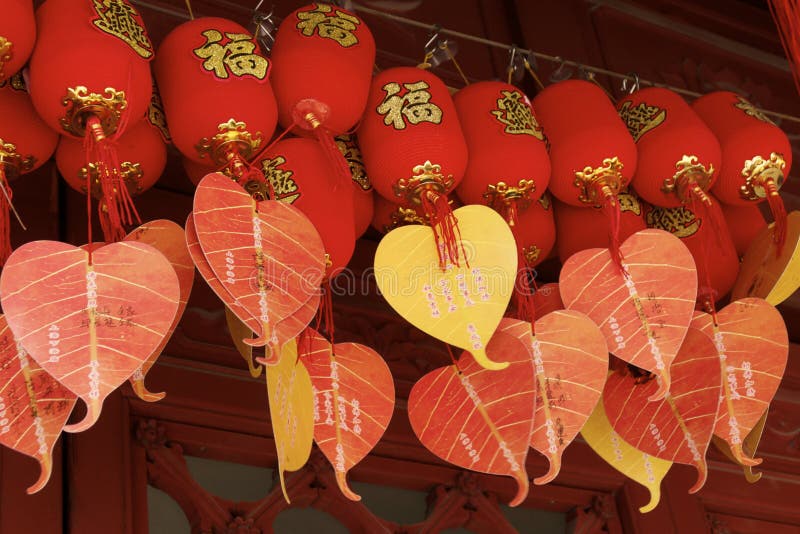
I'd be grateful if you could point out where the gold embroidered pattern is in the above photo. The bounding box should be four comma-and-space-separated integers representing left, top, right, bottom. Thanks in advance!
335, 134, 371, 191
261, 156, 300, 204
491, 90, 543, 139
91, 0, 153, 59
617, 191, 641, 215
618, 101, 666, 142
193, 30, 268, 80
646, 206, 701, 238
377, 81, 442, 130
0, 36, 12, 80
296, 4, 360, 48
147, 86, 171, 142
0, 72, 25, 92
734, 96, 775, 125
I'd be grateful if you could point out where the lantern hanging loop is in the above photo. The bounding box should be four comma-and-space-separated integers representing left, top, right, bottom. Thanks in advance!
251, 1, 276, 55
620, 73, 641, 94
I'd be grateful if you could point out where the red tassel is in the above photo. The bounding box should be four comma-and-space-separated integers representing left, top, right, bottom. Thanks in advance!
420, 190, 466, 270
293, 98, 351, 191
513, 251, 537, 334
505, 200, 519, 227
769, 0, 800, 95
602, 195, 624, 271
765, 180, 788, 256
84, 116, 140, 242
0, 167, 11, 265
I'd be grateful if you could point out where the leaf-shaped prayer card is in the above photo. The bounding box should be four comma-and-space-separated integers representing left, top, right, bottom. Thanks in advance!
0, 241, 180, 433
193, 173, 325, 349
499, 312, 608, 485
560, 229, 697, 401
187, 215, 320, 365
407, 331, 534, 506
125, 220, 194, 402
603, 327, 721, 493
0, 316, 77, 494
375, 205, 517, 371
225, 306, 263, 378
582, 400, 672, 513
692, 298, 788, 467
713, 411, 768, 483
298, 329, 395, 501
266, 339, 314, 504
731, 211, 800, 305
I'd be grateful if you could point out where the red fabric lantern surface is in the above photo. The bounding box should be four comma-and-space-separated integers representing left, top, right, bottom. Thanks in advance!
154, 17, 277, 170
453, 81, 550, 222
335, 134, 373, 238
533, 80, 636, 207
371, 195, 426, 234
56, 118, 167, 202
553, 190, 646, 264
617, 87, 721, 208
645, 194, 739, 304
270, 3, 374, 135
0, 0, 36, 83
722, 203, 767, 257
512, 193, 556, 269
692, 91, 792, 250
359, 66, 468, 267
256, 137, 355, 277
0, 76, 59, 262
182, 157, 215, 187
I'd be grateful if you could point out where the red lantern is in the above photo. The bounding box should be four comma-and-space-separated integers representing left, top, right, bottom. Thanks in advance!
182, 157, 215, 187
722, 204, 767, 257
533, 80, 636, 263
0, 0, 36, 82
453, 81, 550, 222
553, 190, 646, 263
371, 195, 426, 234
617, 87, 721, 208
257, 137, 355, 277
154, 17, 277, 173
270, 3, 374, 135
645, 195, 739, 304
28, 0, 154, 241
56, 118, 166, 205
335, 134, 373, 238
512, 193, 556, 269
692, 91, 792, 250
0, 75, 59, 262
359, 66, 468, 267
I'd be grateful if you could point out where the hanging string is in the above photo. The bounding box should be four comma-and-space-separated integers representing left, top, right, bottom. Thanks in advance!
523, 58, 545, 91
445, 343, 459, 367
184, 0, 195, 20
85, 164, 94, 264
440, 41, 470, 86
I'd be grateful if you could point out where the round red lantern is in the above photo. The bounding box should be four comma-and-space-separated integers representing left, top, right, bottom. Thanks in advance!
553, 189, 646, 263
56, 118, 167, 204
0, 75, 59, 262
371, 195, 427, 234
617, 87, 721, 208
270, 3, 374, 135
645, 194, 739, 304
0, 0, 36, 83
154, 17, 277, 172
28, 0, 154, 241
453, 81, 550, 222
335, 134, 373, 238
359, 66, 468, 266
512, 193, 556, 269
182, 156, 215, 187
692, 91, 792, 250
256, 137, 355, 277
722, 203, 767, 257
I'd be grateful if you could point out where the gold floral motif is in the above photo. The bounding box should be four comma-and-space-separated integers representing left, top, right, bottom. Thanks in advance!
91, 0, 153, 59
377, 81, 442, 130
538, 193, 551, 210
646, 205, 701, 238
195, 119, 262, 167
740, 152, 785, 200
193, 29, 268, 80
394, 160, 454, 205
0, 72, 25, 92
661, 154, 714, 202
522, 245, 541, 265
0, 138, 34, 178
60, 86, 128, 137
573, 156, 624, 205
0, 36, 12, 80
734, 96, 775, 125
147, 86, 171, 142
491, 90, 543, 139
618, 101, 666, 142
296, 4, 360, 48
483, 179, 536, 211
78, 161, 143, 197
617, 191, 641, 215
386, 206, 427, 232
335, 134, 371, 191
261, 155, 300, 204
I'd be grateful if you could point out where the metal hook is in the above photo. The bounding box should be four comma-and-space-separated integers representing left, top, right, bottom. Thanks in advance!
251, 1, 275, 54
424, 24, 442, 54
507, 45, 525, 84
621, 73, 640, 94
549, 56, 573, 83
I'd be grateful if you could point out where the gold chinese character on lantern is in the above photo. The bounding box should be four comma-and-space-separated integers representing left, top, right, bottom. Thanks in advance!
193, 30, 268, 80
645, 206, 701, 238
91, 0, 153, 59
734, 96, 775, 125
377, 81, 443, 130
335, 135, 371, 191
491, 90, 544, 139
617, 191, 641, 215
618, 101, 666, 142
296, 3, 361, 48
261, 156, 300, 204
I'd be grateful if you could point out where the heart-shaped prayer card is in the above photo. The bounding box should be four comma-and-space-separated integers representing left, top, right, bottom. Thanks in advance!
560, 229, 697, 400
375, 205, 517, 371
0, 241, 180, 432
